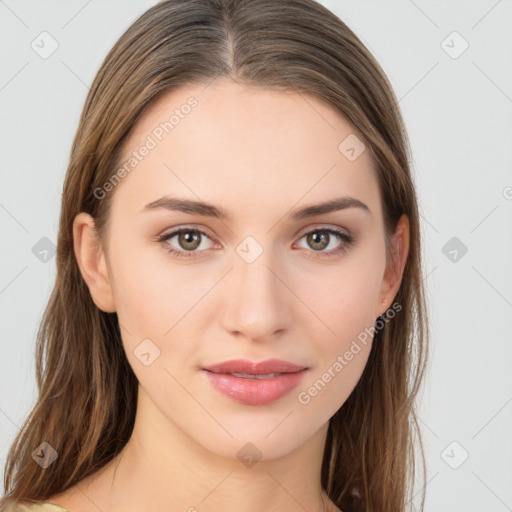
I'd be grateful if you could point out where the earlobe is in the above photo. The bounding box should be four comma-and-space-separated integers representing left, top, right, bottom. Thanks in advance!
72, 212, 116, 313
377, 214, 410, 318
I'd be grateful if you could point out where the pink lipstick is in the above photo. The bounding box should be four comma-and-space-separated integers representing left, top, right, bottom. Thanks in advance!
201, 358, 308, 405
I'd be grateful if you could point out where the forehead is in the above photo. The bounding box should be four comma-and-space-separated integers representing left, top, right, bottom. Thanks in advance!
111, 77, 380, 219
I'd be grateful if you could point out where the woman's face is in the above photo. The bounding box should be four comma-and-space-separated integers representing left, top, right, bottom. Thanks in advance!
78, 77, 405, 461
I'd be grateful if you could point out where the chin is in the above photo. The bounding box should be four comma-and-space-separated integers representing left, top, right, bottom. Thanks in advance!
180, 403, 327, 464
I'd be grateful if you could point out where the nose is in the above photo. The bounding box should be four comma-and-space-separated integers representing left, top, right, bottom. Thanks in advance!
220, 250, 293, 343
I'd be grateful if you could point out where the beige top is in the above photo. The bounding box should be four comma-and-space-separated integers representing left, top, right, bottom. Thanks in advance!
6, 502, 71, 512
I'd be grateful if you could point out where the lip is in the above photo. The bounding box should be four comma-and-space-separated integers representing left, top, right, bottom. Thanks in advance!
201, 358, 309, 406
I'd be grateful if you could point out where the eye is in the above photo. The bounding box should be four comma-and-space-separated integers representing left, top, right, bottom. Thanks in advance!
295, 227, 354, 257
157, 227, 215, 258
157, 226, 355, 259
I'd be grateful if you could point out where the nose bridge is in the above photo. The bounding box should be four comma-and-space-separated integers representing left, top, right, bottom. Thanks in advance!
221, 240, 291, 340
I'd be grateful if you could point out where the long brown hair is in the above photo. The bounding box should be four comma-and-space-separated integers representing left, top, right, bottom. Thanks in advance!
1, 1, 429, 510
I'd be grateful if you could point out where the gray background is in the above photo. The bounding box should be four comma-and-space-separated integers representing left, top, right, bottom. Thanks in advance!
1, 1, 511, 510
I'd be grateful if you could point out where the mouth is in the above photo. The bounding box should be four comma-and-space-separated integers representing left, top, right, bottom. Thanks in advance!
223, 372, 285, 379
201, 358, 309, 405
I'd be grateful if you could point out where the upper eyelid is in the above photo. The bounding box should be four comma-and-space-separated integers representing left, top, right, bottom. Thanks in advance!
160, 225, 216, 243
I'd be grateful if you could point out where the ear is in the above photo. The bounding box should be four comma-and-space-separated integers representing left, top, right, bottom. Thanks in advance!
73, 212, 116, 313
376, 214, 410, 318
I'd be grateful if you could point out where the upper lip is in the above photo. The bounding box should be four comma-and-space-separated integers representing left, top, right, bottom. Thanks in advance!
202, 358, 308, 374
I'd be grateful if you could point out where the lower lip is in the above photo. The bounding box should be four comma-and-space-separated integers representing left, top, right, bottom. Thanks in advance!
202, 369, 308, 405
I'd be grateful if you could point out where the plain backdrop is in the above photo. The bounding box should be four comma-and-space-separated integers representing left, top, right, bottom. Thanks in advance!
1, 1, 511, 511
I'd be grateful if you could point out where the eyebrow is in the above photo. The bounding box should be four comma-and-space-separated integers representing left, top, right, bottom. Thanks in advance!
141, 195, 371, 220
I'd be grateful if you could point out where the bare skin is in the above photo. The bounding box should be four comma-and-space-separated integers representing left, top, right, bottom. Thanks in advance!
48, 77, 409, 512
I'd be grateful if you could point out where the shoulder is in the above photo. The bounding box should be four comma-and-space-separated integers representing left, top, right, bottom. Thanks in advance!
1, 501, 72, 512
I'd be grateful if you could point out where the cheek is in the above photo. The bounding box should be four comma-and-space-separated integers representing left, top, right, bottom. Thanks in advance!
108, 241, 216, 365
298, 254, 384, 343
295, 267, 380, 416
107, 241, 184, 343
311, 281, 378, 379
336, 269, 382, 330
294, 245, 384, 407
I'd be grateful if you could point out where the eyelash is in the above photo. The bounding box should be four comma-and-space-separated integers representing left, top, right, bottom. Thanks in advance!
157, 226, 355, 260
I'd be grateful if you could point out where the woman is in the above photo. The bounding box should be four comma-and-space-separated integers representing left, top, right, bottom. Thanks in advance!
1, 0, 429, 511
